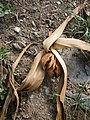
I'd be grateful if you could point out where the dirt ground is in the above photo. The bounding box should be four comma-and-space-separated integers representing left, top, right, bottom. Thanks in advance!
0, 0, 90, 120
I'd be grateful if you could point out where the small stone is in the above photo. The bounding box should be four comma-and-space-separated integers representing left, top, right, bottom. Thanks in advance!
30, 94, 34, 99
65, 13, 68, 16
13, 43, 22, 50
23, 101, 25, 104
31, 21, 36, 27
19, 19, 23, 22
32, 28, 35, 31
34, 31, 38, 36
51, 78, 55, 82
56, 1, 61, 5
43, 86, 49, 95
73, 2, 76, 6
23, 9, 26, 13
14, 27, 21, 33
26, 16, 29, 19
23, 18, 26, 21
30, 34, 35, 40
32, 7, 37, 11
10, 31, 16, 36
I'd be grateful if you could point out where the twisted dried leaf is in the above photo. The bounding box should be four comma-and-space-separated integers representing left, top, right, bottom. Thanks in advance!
55, 60, 62, 78
43, 3, 85, 51
0, 44, 32, 120
53, 38, 90, 51
1, 2, 88, 120
51, 49, 67, 120
18, 50, 45, 92
41, 52, 62, 78
41, 53, 56, 70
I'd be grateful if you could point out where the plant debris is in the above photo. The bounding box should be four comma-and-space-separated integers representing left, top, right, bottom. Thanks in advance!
0, 1, 90, 120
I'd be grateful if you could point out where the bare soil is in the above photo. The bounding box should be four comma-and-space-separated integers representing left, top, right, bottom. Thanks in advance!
0, 0, 90, 120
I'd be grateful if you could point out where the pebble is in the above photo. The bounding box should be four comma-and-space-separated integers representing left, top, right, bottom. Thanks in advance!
31, 21, 36, 28
43, 86, 49, 95
32, 28, 36, 31
13, 43, 22, 50
23, 101, 25, 105
56, 1, 61, 5
19, 19, 23, 22
14, 27, 21, 33
30, 94, 34, 99
12, 40, 26, 50
32, 7, 37, 11
51, 78, 55, 82
22, 9, 26, 13
73, 2, 76, 7
65, 13, 68, 17
34, 31, 39, 37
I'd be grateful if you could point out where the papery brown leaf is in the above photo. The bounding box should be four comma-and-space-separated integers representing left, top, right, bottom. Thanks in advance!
53, 38, 90, 51
12, 44, 32, 71
55, 60, 62, 78
18, 2, 87, 120
47, 66, 54, 78
0, 94, 12, 120
51, 49, 67, 120
41, 52, 55, 77
43, 3, 85, 51
1, 2, 87, 120
18, 50, 45, 92
0, 44, 32, 120
47, 53, 56, 69
0, 71, 20, 120
41, 52, 56, 69
41, 52, 53, 69
41, 52, 62, 78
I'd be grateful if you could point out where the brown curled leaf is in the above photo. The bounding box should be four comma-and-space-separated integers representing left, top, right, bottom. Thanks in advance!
53, 38, 90, 51
43, 3, 85, 51
1, 2, 88, 120
41, 52, 56, 70
18, 50, 45, 92
55, 59, 62, 78
41, 52, 52, 69
47, 53, 56, 70
0, 44, 33, 120
51, 49, 67, 120
47, 66, 54, 78
41, 52, 62, 78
